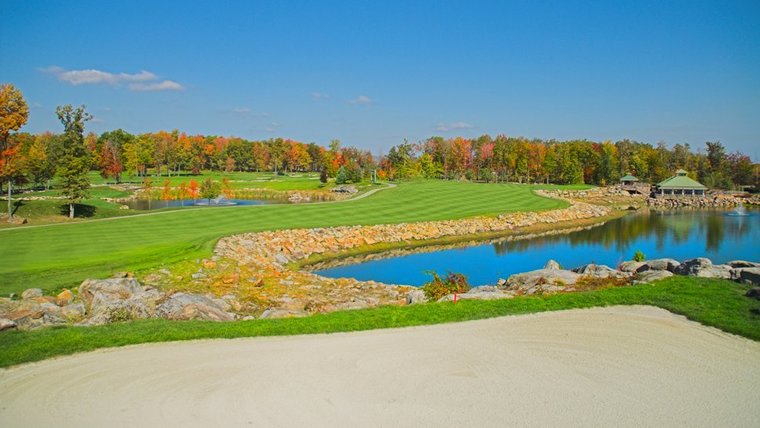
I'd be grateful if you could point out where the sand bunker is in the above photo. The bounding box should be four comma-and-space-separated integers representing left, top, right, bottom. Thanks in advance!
1, 305, 759, 427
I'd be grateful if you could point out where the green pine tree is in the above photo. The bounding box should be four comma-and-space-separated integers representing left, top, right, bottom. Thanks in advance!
56, 105, 92, 219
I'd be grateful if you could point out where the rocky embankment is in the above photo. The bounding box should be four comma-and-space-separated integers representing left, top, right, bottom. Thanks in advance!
0, 195, 612, 331
500, 257, 758, 297
406, 257, 760, 304
541, 186, 647, 210
647, 194, 752, 208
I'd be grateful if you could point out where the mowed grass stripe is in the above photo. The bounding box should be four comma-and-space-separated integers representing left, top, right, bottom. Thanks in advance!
0, 181, 571, 293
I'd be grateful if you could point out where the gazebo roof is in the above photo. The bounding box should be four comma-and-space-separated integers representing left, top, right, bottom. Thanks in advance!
620, 174, 639, 182
657, 171, 707, 190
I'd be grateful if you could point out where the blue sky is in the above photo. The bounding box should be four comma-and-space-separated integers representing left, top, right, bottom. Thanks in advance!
1, 0, 759, 157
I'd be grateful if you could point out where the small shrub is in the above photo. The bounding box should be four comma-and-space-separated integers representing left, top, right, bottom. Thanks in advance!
633, 250, 646, 262
422, 271, 471, 301
335, 166, 348, 185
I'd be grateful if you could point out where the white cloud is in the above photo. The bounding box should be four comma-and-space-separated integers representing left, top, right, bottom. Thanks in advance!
42, 66, 155, 85
311, 92, 329, 99
128, 80, 184, 92
41, 66, 183, 92
349, 95, 372, 105
435, 121, 474, 132
264, 122, 281, 132
231, 108, 270, 118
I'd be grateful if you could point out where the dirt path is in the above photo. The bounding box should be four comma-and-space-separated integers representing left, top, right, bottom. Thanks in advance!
1, 305, 758, 427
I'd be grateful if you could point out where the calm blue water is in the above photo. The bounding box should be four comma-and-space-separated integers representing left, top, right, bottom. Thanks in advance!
316, 208, 760, 286
123, 198, 273, 210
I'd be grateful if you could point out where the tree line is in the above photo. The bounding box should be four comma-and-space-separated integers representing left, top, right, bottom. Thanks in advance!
380, 136, 757, 189
2, 83, 759, 220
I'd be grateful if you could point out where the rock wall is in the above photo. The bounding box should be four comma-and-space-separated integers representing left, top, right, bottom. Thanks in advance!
647, 195, 742, 208
216, 199, 610, 268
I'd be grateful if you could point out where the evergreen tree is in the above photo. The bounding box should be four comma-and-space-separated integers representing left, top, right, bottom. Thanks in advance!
56, 105, 92, 219
335, 165, 348, 184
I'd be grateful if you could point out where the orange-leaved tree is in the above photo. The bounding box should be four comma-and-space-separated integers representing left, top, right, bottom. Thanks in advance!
161, 179, 172, 202
176, 181, 189, 207
188, 179, 199, 204
0, 83, 29, 221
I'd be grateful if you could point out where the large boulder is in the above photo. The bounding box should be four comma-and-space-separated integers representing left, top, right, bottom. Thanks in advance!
636, 258, 680, 273
674, 258, 714, 276
544, 260, 561, 270
405, 289, 428, 305
156, 293, 234, 321
506, 268, 581, 294
696, 264, 733, 280
634, 270, 674, 284
77, 277, 161, 325
0, 318, 17, 332
78, 278, 145, 311
727, 260, 760, 269
80, 299, 154, 326
21, 288, 43, 300
737, 268, 760, 286
572, 264, 629, 278
746, 287, 760, 300
618, 261, 645, 273
61, 302, 86, 320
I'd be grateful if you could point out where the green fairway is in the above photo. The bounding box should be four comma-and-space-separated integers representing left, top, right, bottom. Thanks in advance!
0, 277, 757, 368
0, 180, 570, 294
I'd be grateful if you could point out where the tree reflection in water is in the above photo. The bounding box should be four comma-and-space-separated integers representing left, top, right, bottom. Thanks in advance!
492, 209, 755, 258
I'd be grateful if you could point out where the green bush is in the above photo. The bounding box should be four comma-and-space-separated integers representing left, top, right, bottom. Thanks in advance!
633, 250, 646, 262
335, 166, 348, 185
422, 271, 471, 301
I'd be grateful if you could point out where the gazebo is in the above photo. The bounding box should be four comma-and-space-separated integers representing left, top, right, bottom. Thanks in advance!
620, 174, 639, 187
654, 169, 707, 197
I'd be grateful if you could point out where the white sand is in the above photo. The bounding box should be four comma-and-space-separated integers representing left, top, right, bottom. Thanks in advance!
1, 305, 759, 427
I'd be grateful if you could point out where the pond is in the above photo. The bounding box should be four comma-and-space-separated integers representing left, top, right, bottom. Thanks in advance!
315, 208, 760, 287
122, 198, 278, 210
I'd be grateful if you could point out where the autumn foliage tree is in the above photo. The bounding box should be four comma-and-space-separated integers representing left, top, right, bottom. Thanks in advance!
176, 181, 189, 206
188, 179, 199, 204
0, 83, 29, 221
200, 178, 220, 204
161, 179, 172, 201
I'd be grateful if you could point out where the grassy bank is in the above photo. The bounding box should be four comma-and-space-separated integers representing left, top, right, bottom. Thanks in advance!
1, 276, 757, 368
0, 181, 571, 294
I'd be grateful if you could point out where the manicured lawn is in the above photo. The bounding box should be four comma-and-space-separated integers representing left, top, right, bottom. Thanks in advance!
0, 277, 757, 368
0, 180, 569, 294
